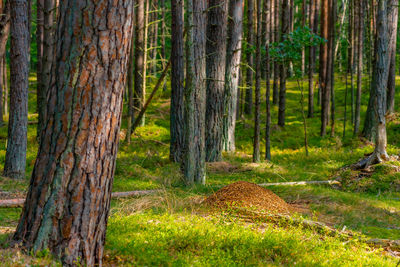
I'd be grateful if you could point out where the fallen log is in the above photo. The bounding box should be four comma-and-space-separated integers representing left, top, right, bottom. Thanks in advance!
258, 180, 340, 187
0, 190, 158, 208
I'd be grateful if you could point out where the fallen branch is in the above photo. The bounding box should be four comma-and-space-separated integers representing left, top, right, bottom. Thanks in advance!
258, 180, 340, 187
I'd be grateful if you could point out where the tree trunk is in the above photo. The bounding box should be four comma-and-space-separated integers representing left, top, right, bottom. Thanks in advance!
13, 1, 134, 265
3, 54, 7, 117
308, 0, 316, 118
127, 6, 136, 143
253, 0, 261, 162
386, 0, 398, 114
245, 0, 254, 115
161, 0, 166, 92
3, 0, 29, 180
0, 0, 9, 124
265, 0, 272, 160
272, 0, 279, 105
170, 0, 185, 163
278, 0, 289, 127
38, 0, 55, 140
320, 0, 329, 136
356, 0, 389, 168
135, 0, 146, 127
301, 0, 306, 75
354, 0, 364, 136
36, 0, 43, 117
183, 0, 207, 184
205, 0, 228, 162
329, 0, 336, 136
150, 0, 158, 75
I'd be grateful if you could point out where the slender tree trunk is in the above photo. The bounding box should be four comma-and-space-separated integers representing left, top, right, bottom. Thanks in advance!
13, 1, 134, 265
320, 0, 329, 136
350, 0, 355, 125
272, 0, 279, 105
265, 0, 272, 160
301, 0, 306, 75
161, 0, 166, 92
223, 0, 243, 152
329, 0, 336, 136
135, 0, 146, 127
354, 0, 364, 136
308, 0, 316, 118
38, 0, 55, 140
386, 0, 398, 114
253, 0, 261, 162
205, 0, 228, 162
127, 6, 136, 143
170, 0, 185, 163
356, 0, 389, 168
3, 0, 29, 179
0, 1, 10, 124
3, 54, 7, 117
36, 0, 43, 117
151, 0, 158, 75
183, 0, 207, 184
245, 0, 254, 115
278, 0, 289, 127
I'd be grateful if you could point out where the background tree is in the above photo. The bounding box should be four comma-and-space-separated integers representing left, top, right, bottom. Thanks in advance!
223, 0, 243, 152
386, 0, 398, 114
354, 0, 364, 136
253, 0, 262, 162
319, 0, 329, 136
170, 0, 185, 163
245, 0, 254, 115
205, 0, 228, 162
13, 0, 134, 265
3, 0, 30, 179
183, 0, 207, 184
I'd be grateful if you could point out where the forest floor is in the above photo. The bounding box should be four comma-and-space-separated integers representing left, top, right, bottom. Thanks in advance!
0, 74, 400, 266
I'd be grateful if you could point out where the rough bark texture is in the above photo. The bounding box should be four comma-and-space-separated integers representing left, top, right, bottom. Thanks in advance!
245, 0, 254, 115
134, 0, 145, 126
253, 0, 261, 162
170, 0, 185, 162
386, 0, 398, 114
3, 0, 29, 179
354, 0, 363, 136
223, 0, 243, 152
356, 0, 389, 168
36, 0, 43, 120
278, 0, 289, 127
37, 0, 55, 139
13, 1, 133, 265
319, 0, 329, 136
183, 0, 207, 184
205, 0, 228, 162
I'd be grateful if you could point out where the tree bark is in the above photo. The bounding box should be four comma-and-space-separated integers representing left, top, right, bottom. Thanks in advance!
161, 0, 166, 92
356, 0, 389, 169
308, 0, 316, 118
134, 0, 146, 127
272, 0, 279, 105
253, 0, 261, 162
354, 0, 364, 136
278, 0, 289, 127
170, 0, 185, 163
37, 0, 55, 140
386, 0, 398, 114
13, 1, 134, 265
183, 0, 207, 184
36, 0, 43, 117
223, 0, 243, 152
319, 0, 329, 136
127, 4, 136, 143
329, 0, 336, 136
0, 0, 9, 124
245, 0, 254, 115
3, 0, 29, 179
205, 0, 228, 162
265, 0, 272, 160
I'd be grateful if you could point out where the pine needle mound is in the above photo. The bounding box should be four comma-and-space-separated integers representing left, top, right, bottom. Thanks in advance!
204, 181, 292, 214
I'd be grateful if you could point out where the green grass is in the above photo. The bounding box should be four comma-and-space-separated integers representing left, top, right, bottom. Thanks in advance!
0, 73, 400, 265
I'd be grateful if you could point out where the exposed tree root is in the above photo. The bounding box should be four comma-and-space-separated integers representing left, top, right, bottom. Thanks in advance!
353, 151, 391, 170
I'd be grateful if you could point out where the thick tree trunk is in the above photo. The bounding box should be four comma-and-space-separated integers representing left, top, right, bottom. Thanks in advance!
386, 0, 398, 114
38, 0, 55, 140
3, 0, 29, 179
245, 0, 254, 115
205, 0, 228, 162
223, 0, 243, 152
356, 0, 389, 169
253, 0, 261, 162
183, 0, 207, 184
170, 0, 185, 163
135, 0, 146, 127
13, 1, 134, 265
320, 0, 329, 136
354, 0, 364, 136
278, 0, 289, 127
